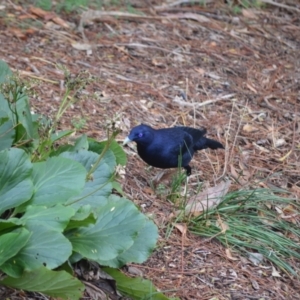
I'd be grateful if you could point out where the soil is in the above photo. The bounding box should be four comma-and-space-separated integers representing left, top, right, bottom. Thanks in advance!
0, 1, 299, 299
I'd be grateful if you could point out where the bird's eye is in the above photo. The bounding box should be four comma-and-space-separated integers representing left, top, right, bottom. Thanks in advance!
138, 132, 143, 138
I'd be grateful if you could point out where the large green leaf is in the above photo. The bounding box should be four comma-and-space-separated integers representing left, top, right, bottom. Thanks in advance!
0, 218, 22, 233
104, 268, 170, 300
1, 223, 72, 276
21, 205, 75, 232
0, 228, 31, 266
31, 156, 86, 206
68, 196, 146, 263
15, 92, 38, 141
51, 129, 74, 143
66, 205, 96, 230
73, 134, 89, 151
0, 61, 14, 123
89, 139, 127, 166
0, 148, 33, 214
0, 116, 15, 151
0, 267, 84, 300
104, 206, 158, 267
61, 150, 115, 209
0, 60, 12, 83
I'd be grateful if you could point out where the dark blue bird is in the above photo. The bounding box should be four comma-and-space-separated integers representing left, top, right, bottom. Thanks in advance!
123, 124, 224, 175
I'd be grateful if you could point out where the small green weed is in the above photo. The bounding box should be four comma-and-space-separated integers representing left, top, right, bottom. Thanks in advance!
71, 117, 87, 130
35, 0, 52, 11
227, 0, 266, 14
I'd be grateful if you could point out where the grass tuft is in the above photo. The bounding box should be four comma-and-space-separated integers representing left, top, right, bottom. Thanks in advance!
189, 188, 300, 276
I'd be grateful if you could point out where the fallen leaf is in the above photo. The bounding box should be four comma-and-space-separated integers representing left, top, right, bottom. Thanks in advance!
243, 124, 258, 132
173, 223, 187, 237
246, 83, 257, 93
18, 14, 37, 20
253, 142, 270, 153
242, 9, 258, 19
127, 266, 143, 276
9, 28, 27, 40
271, 266, 281, 277
52, 16, 70, 28
71, 42, 93, 51
184, 181, 231, 216
165, 13, 210, 23
225, 248, 239, 260
251, 279, 260, 290
143, 187, 154, 195
278, 150, 292, 161
30, 6, 54, 19
216, 216, 229, 233
247, 252, 264, 265
275, 138, 286, 148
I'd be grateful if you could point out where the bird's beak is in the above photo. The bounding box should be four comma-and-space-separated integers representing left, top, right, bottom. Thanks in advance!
123, 136, 132, 146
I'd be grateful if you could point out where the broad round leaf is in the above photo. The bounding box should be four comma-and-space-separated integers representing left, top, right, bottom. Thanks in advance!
88, 139, 127, 166
103, 212, 158, 267
104, 268, 169, 300
0, 117, 15, 151
0, 60, 12, 83
31, 156, 86, 206
61, 150, 115, 209
1, 267, 84, 300
2, 223, 72, 273
0, 148, 33, 214
68, 196, 146, 262
21, 205, 75, 232
0, 228, 31, 266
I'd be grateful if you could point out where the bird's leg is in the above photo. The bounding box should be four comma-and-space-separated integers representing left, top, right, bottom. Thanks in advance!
182, 174, 190, 196
184, 165, 191, 176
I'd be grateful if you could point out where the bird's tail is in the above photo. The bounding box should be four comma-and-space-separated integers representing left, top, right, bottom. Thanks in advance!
195, 137, 224, 150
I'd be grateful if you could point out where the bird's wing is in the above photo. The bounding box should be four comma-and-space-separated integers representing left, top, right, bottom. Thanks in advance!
181, 130, 194, 150
156, 128, 193, 155
179, 127, 207, 140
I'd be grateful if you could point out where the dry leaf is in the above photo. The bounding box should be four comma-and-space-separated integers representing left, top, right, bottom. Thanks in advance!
253, 142, 270, 153
127, 266, 143, 276
251, 279, 260, 290
271, 266, 281, 277
166, 13, 210, 23
71, 42, 93, 51
216, 217, 229, 232
173, 223, 187, 236
246, 83, 257, 93
52, 16, 70, 28
242, 9, 258, 19
225, 248, 239, 261
18, 14, 37, 20
143, 187, 154, 195
278, 150, 292, 161
30, 6, 69, 28
184, 181, 231, 216
248, 252, 263, 265
243, 124, 258, 132
9, 28, 27, 40
30, 6, 54, 19
274, 138, 286, 148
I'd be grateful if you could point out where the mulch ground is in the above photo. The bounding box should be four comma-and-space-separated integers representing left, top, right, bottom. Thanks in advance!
0, 1, 299, 299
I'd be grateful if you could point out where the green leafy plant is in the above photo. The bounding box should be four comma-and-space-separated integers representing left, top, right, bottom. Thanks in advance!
0, 60, 165, 299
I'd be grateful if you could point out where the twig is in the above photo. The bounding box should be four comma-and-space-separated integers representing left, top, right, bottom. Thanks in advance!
173, 93, 236, 108
260, 0, 300, 13
12, 69, 59, 84
112, 42, 192, 56
155, 0, 213, 10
